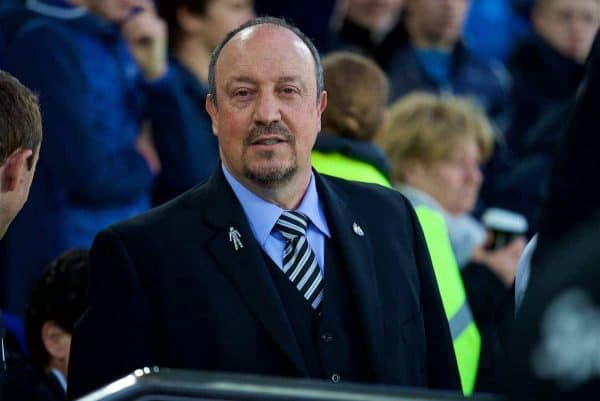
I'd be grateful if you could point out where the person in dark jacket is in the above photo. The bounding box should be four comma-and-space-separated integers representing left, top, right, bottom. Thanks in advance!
1, 0, 195, 315
327, 0, 407, 68
496, 0, 600, 233
507, 0, 599, 154
2, 249, 89, 401
385, 0, 511, 132
68, 17, 461, 399
153, 0, 254, 205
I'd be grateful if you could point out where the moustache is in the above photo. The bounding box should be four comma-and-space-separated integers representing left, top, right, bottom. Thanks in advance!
245, 123, 293, 145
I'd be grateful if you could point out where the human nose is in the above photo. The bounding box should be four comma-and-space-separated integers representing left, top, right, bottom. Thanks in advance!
253, 92, 281, 125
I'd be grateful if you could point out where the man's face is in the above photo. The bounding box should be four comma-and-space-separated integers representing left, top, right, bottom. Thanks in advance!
200, 0, 255, 49
206, 25, 326, 190
534, 0, 600, 64
406, 0, 471, 48
345, 0, 405, 33
87, 0, 147, 23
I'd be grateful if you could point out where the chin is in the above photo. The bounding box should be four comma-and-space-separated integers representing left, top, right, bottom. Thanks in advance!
244, 164, 297, 187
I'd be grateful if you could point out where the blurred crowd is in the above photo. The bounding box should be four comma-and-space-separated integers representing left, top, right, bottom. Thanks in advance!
1, 0, 599, 399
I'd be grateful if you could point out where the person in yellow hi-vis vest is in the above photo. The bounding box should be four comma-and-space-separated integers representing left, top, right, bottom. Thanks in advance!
413, 206, 481, 395
382, 93, 520, 394
311, 52, 392, 188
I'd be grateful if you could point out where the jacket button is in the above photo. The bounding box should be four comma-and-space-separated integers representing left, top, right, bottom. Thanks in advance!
321, 333, 334, 343
331, 373, 341, 383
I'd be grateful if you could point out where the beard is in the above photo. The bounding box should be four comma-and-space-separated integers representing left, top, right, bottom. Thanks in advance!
242, 122, 298, 187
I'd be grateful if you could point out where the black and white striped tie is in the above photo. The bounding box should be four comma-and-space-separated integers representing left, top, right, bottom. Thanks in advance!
274, 211, 324, 309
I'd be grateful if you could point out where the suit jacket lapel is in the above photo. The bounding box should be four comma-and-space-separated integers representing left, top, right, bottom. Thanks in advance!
315, 173, 386, 379
201, 168, 308, 375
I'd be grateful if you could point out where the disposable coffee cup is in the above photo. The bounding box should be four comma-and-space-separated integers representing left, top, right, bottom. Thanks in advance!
481, 208, 528, 250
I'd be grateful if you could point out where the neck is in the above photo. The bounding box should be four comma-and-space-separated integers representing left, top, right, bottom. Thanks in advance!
175, 38, 212, 84
246, 174, 311, 210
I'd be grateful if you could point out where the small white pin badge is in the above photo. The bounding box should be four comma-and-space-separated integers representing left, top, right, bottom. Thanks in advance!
229, 227, 244, 251
352, 222, 364, 236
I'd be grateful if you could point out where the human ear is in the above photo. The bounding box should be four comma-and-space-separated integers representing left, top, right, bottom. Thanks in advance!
0, 148, 32, 192
205, 95, 219, 137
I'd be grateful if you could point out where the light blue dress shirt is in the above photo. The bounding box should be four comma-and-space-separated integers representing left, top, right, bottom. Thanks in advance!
222, 164, 331, 274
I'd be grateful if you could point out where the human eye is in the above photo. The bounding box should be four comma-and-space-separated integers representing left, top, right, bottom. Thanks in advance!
279, 85, 301, 97
232, 87, 253, 99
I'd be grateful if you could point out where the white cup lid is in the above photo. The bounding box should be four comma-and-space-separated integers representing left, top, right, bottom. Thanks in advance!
481, 208, 528, 233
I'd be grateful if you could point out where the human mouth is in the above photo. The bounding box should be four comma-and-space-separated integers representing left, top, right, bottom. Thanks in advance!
249, 137, 289, 149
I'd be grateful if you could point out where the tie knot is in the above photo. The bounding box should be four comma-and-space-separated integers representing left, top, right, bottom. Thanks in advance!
275, 211, 309, 240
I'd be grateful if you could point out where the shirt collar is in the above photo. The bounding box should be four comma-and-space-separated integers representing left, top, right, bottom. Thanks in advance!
221, 164, 330, 246
50, 368, 67, 392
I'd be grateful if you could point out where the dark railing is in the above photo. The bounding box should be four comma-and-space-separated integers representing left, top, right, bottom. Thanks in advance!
76, 368, 504, 401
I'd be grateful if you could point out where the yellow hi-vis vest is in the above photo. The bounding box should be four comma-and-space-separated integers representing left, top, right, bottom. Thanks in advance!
414, 205, 481, 396
311, 151, 392, 188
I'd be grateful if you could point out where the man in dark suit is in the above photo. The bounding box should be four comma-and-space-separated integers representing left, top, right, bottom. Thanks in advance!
67, 17, 461, 400
510, 31, 600, 400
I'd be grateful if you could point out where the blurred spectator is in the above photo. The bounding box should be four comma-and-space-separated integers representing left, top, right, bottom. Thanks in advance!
507, 0, 600, 154
1, 0, 190, 314
382, 93, 523, 284
328, 0, 407, 67
153, 0, 254, 205
386, 0, 511, 132
25, 249, 88, 399
382, 93, 524, 392
494, 0, 600, 233
311, 51, 391, 187
2, 249, 89, 401
463, 0, 531, 62
253, 0, 337, 52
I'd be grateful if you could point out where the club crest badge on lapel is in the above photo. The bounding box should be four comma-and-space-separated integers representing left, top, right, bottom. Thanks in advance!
352, 222, 364, 236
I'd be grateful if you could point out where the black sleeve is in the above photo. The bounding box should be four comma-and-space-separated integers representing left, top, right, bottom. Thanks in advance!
67, 229, 158, 400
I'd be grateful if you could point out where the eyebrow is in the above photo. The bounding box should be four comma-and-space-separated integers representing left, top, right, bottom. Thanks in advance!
224, 75, 308, 92
225, 76, 258, 92
277, 76, 307, 92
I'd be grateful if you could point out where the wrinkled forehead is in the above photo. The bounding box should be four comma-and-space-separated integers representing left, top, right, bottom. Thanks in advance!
216, 24, 317, 82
